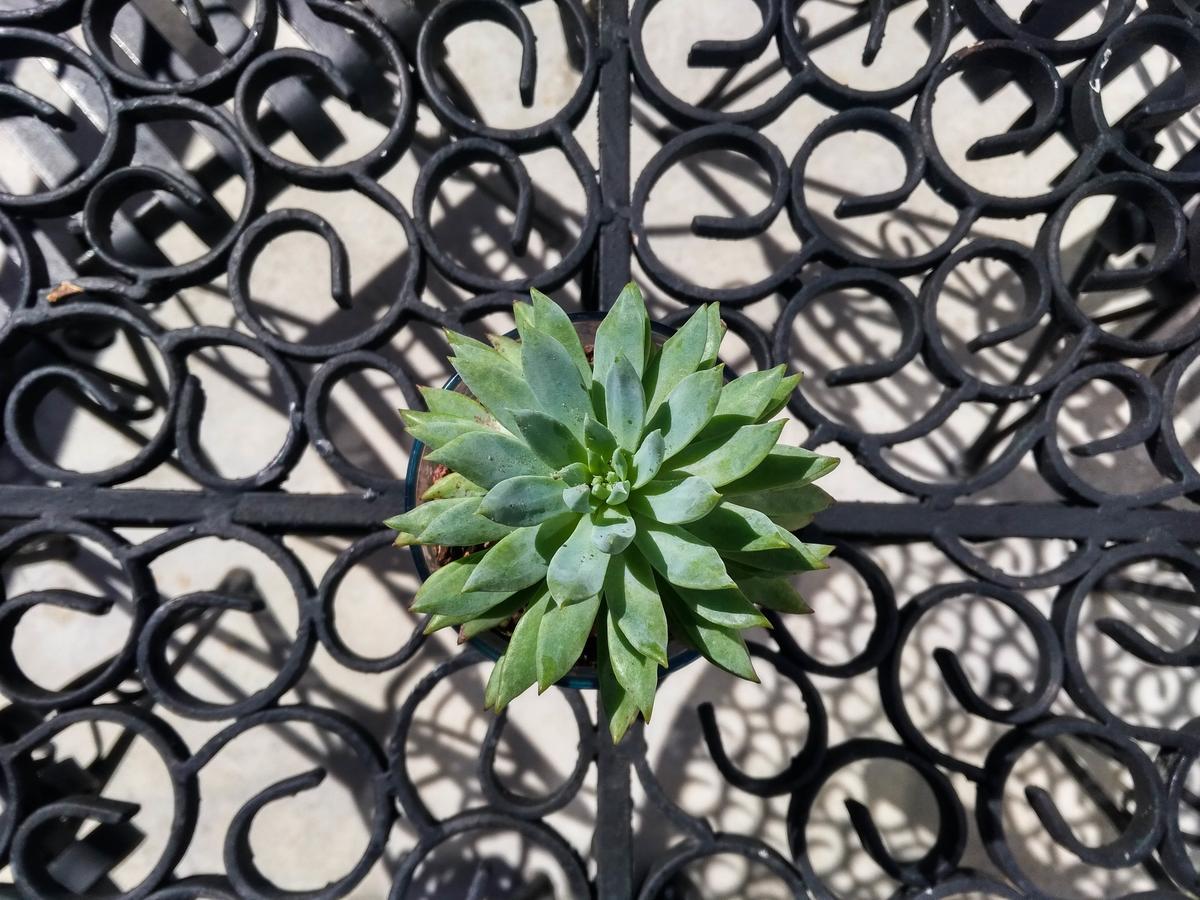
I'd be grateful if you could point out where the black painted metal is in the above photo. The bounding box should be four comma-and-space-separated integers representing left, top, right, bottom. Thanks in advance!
0, 0, 1197, 897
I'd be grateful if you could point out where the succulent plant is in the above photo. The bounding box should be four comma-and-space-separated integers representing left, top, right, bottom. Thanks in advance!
386, 284, 837, 741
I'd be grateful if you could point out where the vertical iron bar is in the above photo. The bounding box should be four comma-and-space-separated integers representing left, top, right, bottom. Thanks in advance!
598, 0, 632, 309
595, 1, 636, 894
595, 700, 636, 898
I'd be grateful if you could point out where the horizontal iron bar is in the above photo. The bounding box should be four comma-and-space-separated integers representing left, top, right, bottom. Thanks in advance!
0, 486, 1195, 542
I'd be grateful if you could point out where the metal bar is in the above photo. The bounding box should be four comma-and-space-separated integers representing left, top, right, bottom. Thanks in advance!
597, 0, 632, 307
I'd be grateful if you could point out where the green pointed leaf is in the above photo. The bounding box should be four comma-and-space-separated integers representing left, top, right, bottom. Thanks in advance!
383, 501, 447, 536
447, 337, 537, 435
562, 483, 591, 513
584, 415, 618, 458
427, 431, 553, 489
411, 555, 513, 617
463, 515, 576, 592
521, 326, 591, 439
673, 584, 769, 629
605, 355, 645, 451
530, 288, 591, 382
484, 654, 506, 710
513, 299, 536, 333
729, 483, 834, 530
664, 589, 758, 681
632, 430, 665, 489
479, 475, 571, 526
721, 445, 840, 494
605, 481, 630, 506
700, 366, 784, 440
417, 497, 514, 545
628, 477, 721, 525
559, 462, 589, 485
599, 625, 641, 743
511, 408, 588, 468
632, 521, 734, 591
759, 372, 802, 421
537, 594, 600, 691
699, 303, 724, 368
647, 366, 723, 459
401, 409, 492, 450
422, 472, 484, 501
644, 305, 710, 413
547, 514, 612, 604
460, 587, 532, 638
496, 587, 552, 709
737, 576, 812, 615
606, 609, 657, 719
669, 420, 785, 487
725, 533, 834, 575
419, 386, 494, 424
593, 283, 650, 390
591, 505, 635, 554
604, 551, 668, 666
490, 333, 524, 368
685, 502, 792, 552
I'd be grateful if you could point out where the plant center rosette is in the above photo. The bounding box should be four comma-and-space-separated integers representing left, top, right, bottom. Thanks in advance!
388, 284, 837, 741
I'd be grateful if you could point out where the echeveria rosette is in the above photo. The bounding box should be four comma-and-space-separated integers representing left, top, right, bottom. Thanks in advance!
386, 284, 838, 741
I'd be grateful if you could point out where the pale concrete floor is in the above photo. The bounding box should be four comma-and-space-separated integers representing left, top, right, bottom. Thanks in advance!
2, 1, 1199, 897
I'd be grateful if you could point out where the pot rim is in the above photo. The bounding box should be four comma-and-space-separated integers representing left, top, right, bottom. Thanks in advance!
402, 311, 701, 689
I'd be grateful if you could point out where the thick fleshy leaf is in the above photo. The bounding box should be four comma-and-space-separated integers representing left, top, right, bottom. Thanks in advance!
592, 282, 650, 389
496, 587, 552, 709
560, 462, 589, 485
599, 624, 641, 743
484, 654, 505, 710
530, 288, 591, 382
446, 335, 537, 434
737, 576, 812, 615
632, 429, 665, 489
669, 420, 785, 487
401, 409, 491, 450
606, 609, 657, 719
521, 326, 590, 439
685, 502, 792, 552
513, 298, 536, 333
628, 477, 721, 525
605, 481, 630, 506
633, 521, 734, 591
729, 483, 835, 530
721, 445, 840, 494
700, 366, 784, 440
673, 584, 769, 629
537, 594, 600, 690
699, 303, 724, 368
664, 590, 758, 681
427, 431, 552, 489
605, 355, 645, 451
725, 532, 834, 575
463, 515, 576, 592
419, 386, 493, 424
648, 366, 723, 459
604, 551, 668, 666
759, 372, 802, 421
511, 408, 588, 468
383, 501, 446, 536
479, 475, 571, 526
417, 497, 514, 545
584, 415, 618, 458
562, 483, 591, 513
490, 334, 524, 368
460, 587, 532, 638
547, 515, 612, 604
422, 472, 484, 501
644, 305, 710, 413
411, 555, 513, 617
591, 505, 636, 554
